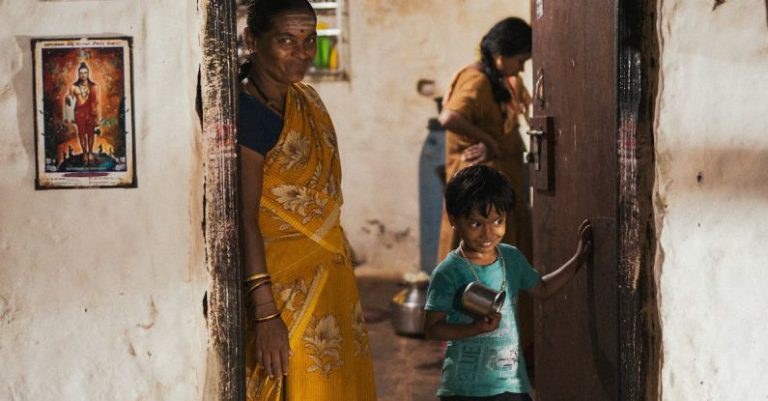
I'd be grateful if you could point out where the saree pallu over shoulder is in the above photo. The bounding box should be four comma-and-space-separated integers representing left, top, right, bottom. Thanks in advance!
246, 82, 376, 401
259, 82, 345, 255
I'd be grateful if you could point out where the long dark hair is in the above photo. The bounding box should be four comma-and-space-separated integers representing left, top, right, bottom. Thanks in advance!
238, 0, 316, 80
479, 17, 532, 104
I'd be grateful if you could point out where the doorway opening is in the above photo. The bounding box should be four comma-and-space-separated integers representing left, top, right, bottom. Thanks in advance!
197, 1, 661, 400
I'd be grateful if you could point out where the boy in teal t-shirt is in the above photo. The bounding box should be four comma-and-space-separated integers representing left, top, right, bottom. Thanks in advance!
424, 165, 592, 401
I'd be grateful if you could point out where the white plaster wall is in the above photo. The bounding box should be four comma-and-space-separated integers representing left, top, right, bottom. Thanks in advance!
656, 1, 768, 399
0, 1, 207, 400
313, 0, 531, 272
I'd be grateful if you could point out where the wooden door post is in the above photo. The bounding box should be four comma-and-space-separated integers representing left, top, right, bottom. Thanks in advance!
617, 1, 661, 399
200, 0, 244, 400
531, 1, 660, 399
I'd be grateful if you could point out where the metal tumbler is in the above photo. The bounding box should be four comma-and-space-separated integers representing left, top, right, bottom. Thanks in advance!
461, 281, 506, 316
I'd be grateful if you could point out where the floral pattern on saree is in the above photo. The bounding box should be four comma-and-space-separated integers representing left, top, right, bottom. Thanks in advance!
303, 314, 344, 376
273, 278, 309, 313
276, 129, 310, 172
270, 185, 328, 224
352, 302, 370, 357
246, 83, 376, 400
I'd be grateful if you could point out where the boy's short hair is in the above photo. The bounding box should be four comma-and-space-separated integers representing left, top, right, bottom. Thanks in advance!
444, 165, 516, 218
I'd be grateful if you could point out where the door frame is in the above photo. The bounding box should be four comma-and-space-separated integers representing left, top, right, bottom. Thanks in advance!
199, 0, 245, 400
195, 0, 662, 399
615, 1, 661, 400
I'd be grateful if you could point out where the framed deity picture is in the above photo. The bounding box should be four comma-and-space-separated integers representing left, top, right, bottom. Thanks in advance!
32, 37, 137, 189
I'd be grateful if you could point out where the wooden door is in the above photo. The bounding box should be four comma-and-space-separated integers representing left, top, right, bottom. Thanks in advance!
529, 1, 657, 400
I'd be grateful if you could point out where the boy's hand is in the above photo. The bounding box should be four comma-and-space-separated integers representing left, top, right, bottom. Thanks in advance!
576, 219, 594, 265
473, 312, 502, 334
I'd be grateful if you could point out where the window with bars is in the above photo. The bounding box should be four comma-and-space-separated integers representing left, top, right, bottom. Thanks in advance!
309, 0, 348, 79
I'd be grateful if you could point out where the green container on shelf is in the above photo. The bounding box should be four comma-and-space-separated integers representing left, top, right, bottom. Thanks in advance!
315, 36, 331, 69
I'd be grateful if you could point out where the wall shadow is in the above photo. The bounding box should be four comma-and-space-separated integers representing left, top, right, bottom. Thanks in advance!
656, 145, 768, 199
12, 35, 37, 184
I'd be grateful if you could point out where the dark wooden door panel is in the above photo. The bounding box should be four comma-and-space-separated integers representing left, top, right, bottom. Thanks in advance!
531, 1, 618, 400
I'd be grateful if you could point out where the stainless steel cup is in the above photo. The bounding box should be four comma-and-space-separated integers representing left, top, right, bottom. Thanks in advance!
461, 281, 506, 316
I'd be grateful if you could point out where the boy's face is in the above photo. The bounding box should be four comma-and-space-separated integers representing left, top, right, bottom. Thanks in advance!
451, 207, 507, 255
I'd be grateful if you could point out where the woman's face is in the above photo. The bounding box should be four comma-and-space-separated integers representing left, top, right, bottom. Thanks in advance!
494, 52, 531, 77
248, 10, 317, 85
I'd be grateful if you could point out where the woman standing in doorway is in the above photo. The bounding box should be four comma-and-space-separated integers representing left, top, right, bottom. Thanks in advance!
436, 16, 535, 373
238, 1, 376, 400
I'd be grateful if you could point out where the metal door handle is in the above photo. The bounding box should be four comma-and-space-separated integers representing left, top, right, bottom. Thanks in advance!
525, 129, 544, 171
527, 116, 554, 191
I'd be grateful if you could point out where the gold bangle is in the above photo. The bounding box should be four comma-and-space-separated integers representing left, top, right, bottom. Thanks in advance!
255, 299, 277, 307
253, 311, 281, 323
247, 279, 272, 294
244, 273, 271, 285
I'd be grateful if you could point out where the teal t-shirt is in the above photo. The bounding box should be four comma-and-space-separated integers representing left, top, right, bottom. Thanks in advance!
424, 243, 541, 397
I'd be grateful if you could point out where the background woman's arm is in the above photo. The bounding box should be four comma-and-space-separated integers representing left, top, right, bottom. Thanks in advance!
438, 109, 501, 163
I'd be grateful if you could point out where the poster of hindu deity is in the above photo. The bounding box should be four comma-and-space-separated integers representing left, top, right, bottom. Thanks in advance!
32, 37, 136, 189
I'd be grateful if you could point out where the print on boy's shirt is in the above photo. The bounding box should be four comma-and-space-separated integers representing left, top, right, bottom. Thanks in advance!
454, 342, 521, 383
486, 344, 519, 373
456, 344, 483, 382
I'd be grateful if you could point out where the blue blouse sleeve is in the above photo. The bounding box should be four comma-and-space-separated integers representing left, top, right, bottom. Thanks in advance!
238, 92, 283, 156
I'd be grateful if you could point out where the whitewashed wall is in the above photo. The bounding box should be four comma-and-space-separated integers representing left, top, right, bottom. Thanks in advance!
0, 1, 207, 400
313, 0, 531, 272
655, 1, 768, 399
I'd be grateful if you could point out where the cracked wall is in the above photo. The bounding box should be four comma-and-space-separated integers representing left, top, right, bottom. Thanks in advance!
0, 1, 208, 400
655, 1, 768, 399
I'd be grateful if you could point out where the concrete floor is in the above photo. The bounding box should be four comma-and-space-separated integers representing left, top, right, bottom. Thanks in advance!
355, 269, 443, 401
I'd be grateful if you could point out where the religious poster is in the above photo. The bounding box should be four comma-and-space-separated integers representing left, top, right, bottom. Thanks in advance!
32, 37, 137, 189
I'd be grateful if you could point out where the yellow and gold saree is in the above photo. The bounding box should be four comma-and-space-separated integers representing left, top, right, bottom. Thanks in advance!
245, 82, 377, 401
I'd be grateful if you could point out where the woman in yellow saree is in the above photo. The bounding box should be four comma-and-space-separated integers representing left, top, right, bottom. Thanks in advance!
238, 1, 376, 400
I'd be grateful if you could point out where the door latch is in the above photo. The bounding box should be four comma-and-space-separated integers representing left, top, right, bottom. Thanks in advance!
523, 129, 544, 171
525, 116, 554, 191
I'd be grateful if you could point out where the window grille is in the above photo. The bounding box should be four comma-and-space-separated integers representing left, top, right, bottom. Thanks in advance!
309, 1, 348, 79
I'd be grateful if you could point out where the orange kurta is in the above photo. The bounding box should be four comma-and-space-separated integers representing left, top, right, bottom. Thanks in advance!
245, 82, 376, 401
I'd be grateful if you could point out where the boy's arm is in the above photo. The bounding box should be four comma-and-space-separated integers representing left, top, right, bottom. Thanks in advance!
423, 310, 501, 341
529, 220, 593, 300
